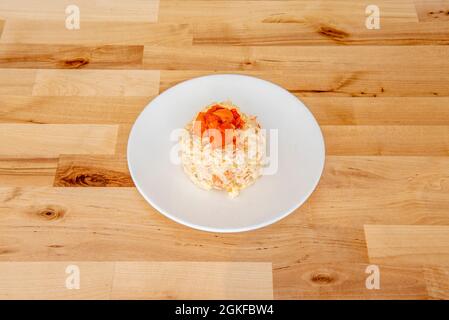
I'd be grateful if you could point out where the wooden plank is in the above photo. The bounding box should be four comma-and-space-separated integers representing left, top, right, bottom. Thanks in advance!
0, 69, 35, 95
111, 262, 273, 299
54, 155, 133, 187
322, 126, 449, 156
309, 184, 449, 226
154, 70, 411, 99
301, 224, 369, 264
0, 96, 150, 124
0, 187, 367, 264
423, 266, 449, 299
0, 262, 272, 299
0, 0, 159, 22
0, 262, 114, 299
302, 97, 449, 125
193, 22, 449, 46
115, 124, 132, 155
0, 21, 191, 46
0, 124, 118, 157
319, 156, 449, 190
0, 158, 57, 186
146, 46, 449, 72
159, 1, 418, 24
0, 44, 144, 69
31, 70, 160, 96
274, 263, 427, 299
308, 156, 449, 227
155, 47, 449, 96
414, 0, 449, 22
364, 225, 449, 267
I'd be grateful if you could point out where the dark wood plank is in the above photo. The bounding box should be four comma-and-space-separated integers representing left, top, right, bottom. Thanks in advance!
0, 44, 144, 69
53, 155, 134, 187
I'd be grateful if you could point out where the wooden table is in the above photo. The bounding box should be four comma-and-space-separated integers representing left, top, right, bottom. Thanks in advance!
1, 0, 449, 300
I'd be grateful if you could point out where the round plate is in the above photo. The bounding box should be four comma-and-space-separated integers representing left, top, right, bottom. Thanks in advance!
127, 74, 325, 233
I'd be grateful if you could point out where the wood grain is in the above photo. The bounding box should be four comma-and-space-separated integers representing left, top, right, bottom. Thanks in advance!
0, 21, 191, 46
0, 124, 118, 157
0, 262, 114, 299
111, 262, 273, 300
6, 96, 445, 126
0, 158, 58, 186
423, 266, 449, 299
414, 0, 449, 22
0, 0, 159, 22
1, 0, 449, 300
0, 69, 35, 95
144, 46, 449, 72
302, 97, 449, 125
159, 1, 418, 24
193, 22, 449, 46
322, 126, 449, 156
114, 124, 133, 155
309, 156, 449, 227
54, 155, 133, 187
158, 66, 449, 97
0, 262, 272, 300
31, 69, 160, 96
0, 96, 151, 124
274, 263, 428, 299
364, 225, 449, 267
0, 44, 144, 69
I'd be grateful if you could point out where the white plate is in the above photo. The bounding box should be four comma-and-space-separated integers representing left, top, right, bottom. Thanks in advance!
127, 74, 325, 233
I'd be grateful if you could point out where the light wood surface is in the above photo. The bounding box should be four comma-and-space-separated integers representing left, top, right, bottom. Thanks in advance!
1, 0, 449, 300
0, 262, 272, 300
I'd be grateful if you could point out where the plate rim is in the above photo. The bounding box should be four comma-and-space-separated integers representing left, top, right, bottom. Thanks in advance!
127, 73, 326, 233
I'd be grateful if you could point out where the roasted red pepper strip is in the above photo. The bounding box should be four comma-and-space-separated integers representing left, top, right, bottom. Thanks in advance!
194, 105, 245, 148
